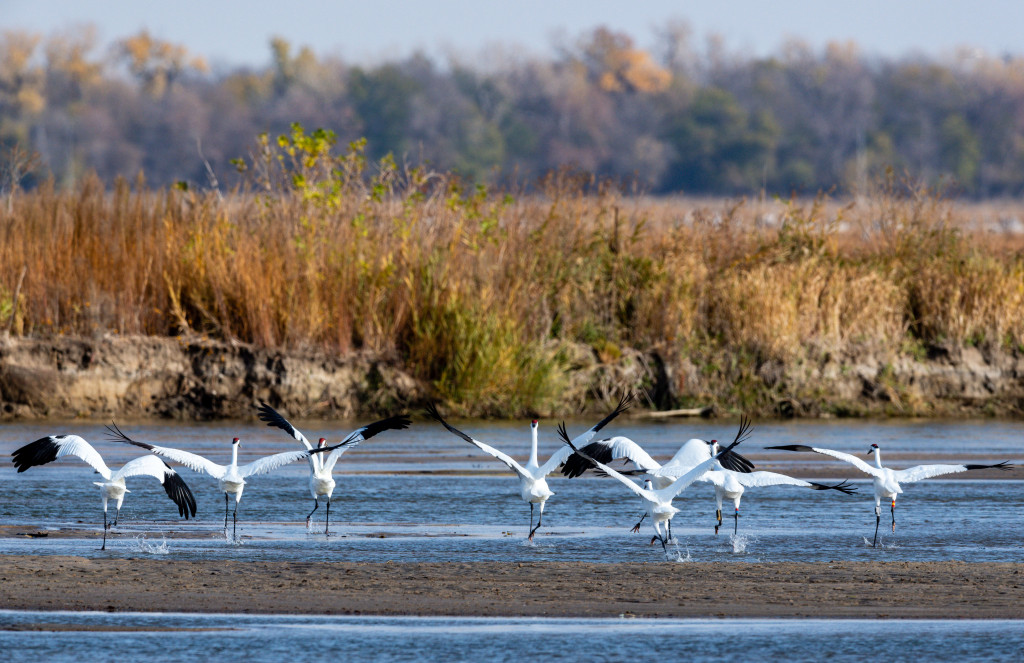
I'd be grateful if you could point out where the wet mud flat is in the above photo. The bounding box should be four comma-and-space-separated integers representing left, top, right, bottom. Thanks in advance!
0, 555, 1021, 619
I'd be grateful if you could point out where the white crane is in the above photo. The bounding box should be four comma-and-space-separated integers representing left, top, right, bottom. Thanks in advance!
426, 394, 632, 541
561, 417, 794, 538
11, 434, 197, 550
557, 421, 748, 553
256, 401, 412, 534
105, 422, 344, 540
766, 442, 1012, 546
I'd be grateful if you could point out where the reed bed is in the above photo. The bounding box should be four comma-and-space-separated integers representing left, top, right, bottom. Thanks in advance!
2, 130, 1024, 416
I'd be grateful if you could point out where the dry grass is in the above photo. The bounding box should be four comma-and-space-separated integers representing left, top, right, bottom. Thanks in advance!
3, 131, 1024, 415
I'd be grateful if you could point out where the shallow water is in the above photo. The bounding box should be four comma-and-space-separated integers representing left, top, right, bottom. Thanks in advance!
1, 611, 1023, 662
0, 418, 1021, 563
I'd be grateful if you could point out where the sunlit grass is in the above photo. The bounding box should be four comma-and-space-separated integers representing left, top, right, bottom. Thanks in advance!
2, 130, 1023, 416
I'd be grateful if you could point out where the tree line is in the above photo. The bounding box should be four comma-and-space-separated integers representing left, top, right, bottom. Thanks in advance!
2, 23, 1023, 197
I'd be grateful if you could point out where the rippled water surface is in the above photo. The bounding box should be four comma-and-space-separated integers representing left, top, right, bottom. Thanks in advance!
1, 611, 1023, 662
0, 418, 1021, 563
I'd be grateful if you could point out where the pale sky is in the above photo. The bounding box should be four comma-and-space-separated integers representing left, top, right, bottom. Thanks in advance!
3, 0, 1023, 69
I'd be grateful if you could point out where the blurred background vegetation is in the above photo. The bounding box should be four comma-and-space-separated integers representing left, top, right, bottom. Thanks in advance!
2, 24, 1024, 198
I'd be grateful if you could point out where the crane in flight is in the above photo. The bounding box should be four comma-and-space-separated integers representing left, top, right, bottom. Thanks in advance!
11, 434, 197, 550
766, 442, 1012, 546
426, 394, 632, 541
257, 401, 412, 534
106, 422, 343, 540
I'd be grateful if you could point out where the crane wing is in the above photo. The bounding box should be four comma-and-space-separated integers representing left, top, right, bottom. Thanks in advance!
11, 435, 112, 480
666, 438, 711, 469
536, 444, 575, 478
322, 413, 412, 473
257, 401, 320, 472
560, 436, 660, 478
426, 404, 531, 481
654, 456, 717, 501
895, 460, 1011, 483
556, 422, 654, 501
105, 422, 226, 478
765, 444, 882, 477
115, 456, 197, 518
238, 449, 314, 478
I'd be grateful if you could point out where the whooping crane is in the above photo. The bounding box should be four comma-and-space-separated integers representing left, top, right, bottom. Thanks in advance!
11, 434, 197, 550
105, 422, 345, 540
257, 401, 412, 534
766, 442, 1012, 546
560, 417, 757, 538
426, 394, 632, 540
556, 420, 749, 553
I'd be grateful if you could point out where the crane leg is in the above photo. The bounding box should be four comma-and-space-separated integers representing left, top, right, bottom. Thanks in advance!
872, 505, 881, 547
715, 509, 722, 535
306, 499, 319, 528
232, 502, 238, 540
891, 500, 896, 533
101, 510, 108, 551
667, 519, 673, 543
528, 504, 543, 541
734, 508, 739, 536
324, 498, 331, 536
112, 508, 120, 528
631, 513, 646, 533
223, 493, 229, 531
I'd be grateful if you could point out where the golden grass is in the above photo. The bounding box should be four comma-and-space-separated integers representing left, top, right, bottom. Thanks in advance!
3, 133, 1024, 415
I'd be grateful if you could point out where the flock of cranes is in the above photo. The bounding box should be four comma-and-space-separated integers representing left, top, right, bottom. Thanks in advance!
8, 395, 1013, 552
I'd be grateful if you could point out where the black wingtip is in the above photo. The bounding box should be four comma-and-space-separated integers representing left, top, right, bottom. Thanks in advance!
965, 461, 1013, 471
765, 444, 816, 453
809, 479, 858, 495
592, 392, 633, 433
257, 401, 295, 434
162, 471, 197, 519
556, 421, 576, 451
11, 437, 62, 473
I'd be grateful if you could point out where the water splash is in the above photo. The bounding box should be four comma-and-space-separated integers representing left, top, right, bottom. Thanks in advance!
224, 531, 245, 546
729, 534, 752, 554
668, 540, 692, 563
129, 534, 170, 555
863, 536, 901, 549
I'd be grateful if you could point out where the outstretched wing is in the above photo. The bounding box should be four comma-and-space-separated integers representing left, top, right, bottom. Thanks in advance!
105, 422, 227, 479
560, 436, 661, 478
323, 414, 412, 473
556, 422, 654, 501
257, 401, 314, 449
11, 435, 112, 480
116, 456, 197, 518
238, 449, 314, 478
896, 460, 1012, 484
427, 403, 530, 481
258, 400, 319, 473
657, 432, 750, 500
665, 438, 712, 470
765, 444, 881, 478
717, 416, 756, 473
654, 456, 718, 501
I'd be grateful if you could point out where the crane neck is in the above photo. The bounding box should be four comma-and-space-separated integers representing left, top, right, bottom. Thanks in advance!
231, 443, 239, 467
527, 425, 539, 468
872, 447, 883, 468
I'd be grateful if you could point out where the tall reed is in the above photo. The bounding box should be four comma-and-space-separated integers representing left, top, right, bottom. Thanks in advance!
2, 127, 1023, 415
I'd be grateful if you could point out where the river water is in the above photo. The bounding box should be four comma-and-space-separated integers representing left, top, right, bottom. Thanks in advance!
0, 417, 1021, 563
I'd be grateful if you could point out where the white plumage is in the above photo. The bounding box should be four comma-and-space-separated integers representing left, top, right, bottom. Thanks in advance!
12, 434, 196, 550
767, 442, 1012, 546
257, 401, 411, 534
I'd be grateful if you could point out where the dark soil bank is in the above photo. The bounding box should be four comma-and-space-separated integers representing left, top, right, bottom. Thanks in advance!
1, 556, 1021, 618
1, 334, 1023, 420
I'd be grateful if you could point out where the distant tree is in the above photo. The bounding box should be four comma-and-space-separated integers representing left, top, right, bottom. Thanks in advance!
115, 30, 208, 98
